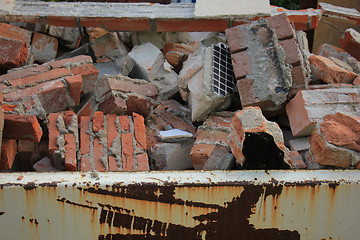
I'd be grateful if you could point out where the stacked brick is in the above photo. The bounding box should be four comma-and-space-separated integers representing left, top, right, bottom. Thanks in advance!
225, 13, 308, 112
48, 111, 79, 171
95, 75, 158, 118
190, 113, 233, 170
80, 112, 149, 172
1, 55, 97, 118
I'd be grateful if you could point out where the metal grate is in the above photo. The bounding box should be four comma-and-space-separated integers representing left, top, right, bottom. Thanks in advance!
211, 43, 236, 97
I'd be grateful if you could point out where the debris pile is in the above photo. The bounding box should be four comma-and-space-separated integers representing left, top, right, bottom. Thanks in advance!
0, 3, 359, 172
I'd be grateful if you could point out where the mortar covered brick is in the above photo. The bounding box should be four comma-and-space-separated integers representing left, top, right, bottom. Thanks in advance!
3, 114, 42, 142
226, 19, 293, 111
49, 55, 93, 69
0, 23, 32, 45
8, 68, 71, 87
0, 37, 29, 72
286, 88, 360, 136
31, 32, 58, 63
279, 38, 301, 66
79, 114, 149, 172
0, 64, 50, 83
48, 111, 78, 170
0, 139, 17, 170
266, 13, 294, 40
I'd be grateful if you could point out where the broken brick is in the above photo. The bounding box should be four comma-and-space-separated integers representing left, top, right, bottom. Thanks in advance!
0, 23, 32, 45
0, 139, 17, 170
70, 63, 98, 94
0, 37, 28, 73
3, 114, 42, 142
339, 28, 360, 61
286, 88, 360, 136
309, 54, 357, 84
31, 32, 58, 63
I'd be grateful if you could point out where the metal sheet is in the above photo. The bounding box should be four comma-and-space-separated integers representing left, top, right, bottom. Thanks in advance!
0, 170, 359, 239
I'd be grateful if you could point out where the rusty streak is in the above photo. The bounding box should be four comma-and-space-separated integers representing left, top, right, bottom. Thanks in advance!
57, 197, 98, 210
83, 183, 224, 209
23, 182, 36, 191
96, 184, 300, 239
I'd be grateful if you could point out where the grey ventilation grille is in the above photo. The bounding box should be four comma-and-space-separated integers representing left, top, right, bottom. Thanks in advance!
211, 43, 236, 97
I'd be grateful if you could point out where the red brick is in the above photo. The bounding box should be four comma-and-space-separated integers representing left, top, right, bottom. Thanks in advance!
266, 13, 294, 40
107, 114, 118, 149
8, 68, 71, 87
237, 78, 275, 109
80, 116, 91, 154
231, 50, 252, 79
98, 95, 127, 115
3, 114, 42, 142
94, 137, 106, 171
125, 95, 152, 118
159, 111, 196, 134
92, 111, 104, 133
289, 151, 307, 169
64, 133, 77, 171
0, 139, 17, 170
90, 33, 124, 59
288, 15, 309, 31
339, 29, 360, 61
119, 115, 130, 132
70, 63, 98, 93
65, 75, 82, 105
291, 65, 307, 87
225, 25, 249, 53
203, 115, 233, 129
31, 32, 58, 63
77, 97, 97, 119
156, 19, 229, 32
132, 112, 146, 150
48, 113, 61, 155
309, 55, 357, 84
0, 23, 32, 44
279, 38, 301, 65
0, 37, 28, 72
80, 155, 92, 172
49, 55, 93, 69
47, 16, 77, 28
162, 42, 196, 69
121, 133, 134, 171
190, 143, 216, 170
107, 77, 158, 99
80, 17, 150, 32
108, 155, 118, 171
0, 64, 50, 83
136, 153, 149, 171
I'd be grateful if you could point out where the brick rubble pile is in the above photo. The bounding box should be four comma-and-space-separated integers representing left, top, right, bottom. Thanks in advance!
0, 10, 359, 172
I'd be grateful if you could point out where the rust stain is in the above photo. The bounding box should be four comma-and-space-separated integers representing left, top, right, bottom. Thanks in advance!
23, 182, 37, 191
57, 197, 98, 210
95, 184, 300, 239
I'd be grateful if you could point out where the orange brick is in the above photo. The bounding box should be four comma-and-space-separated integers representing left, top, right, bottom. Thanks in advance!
80, 17, 150, 32
49, 55, 92, 69
136, 153, 149, 171
108, 155, 118, 171
119, 115, 130, 132
107, 114, 118, 149
92, 111, 104, 133
0, 139, 17, 170
80, 155, 92, 172
80, 116, 91, 155
94, 138, 106, 172
132, 113, 146, 150
121, 133, 134, 171
48, 113, 61, 155
65, 75, 82, 106
64, 133, 77, 171
190, 143, 216, 170
70, 63, 98, 93
3, 114, 43, 142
